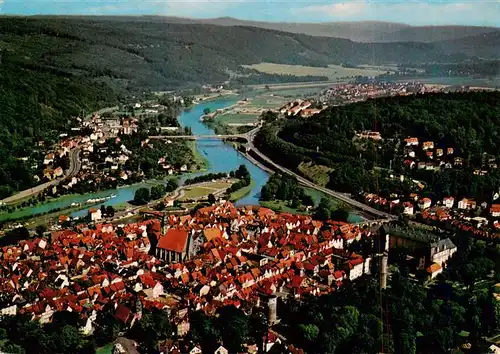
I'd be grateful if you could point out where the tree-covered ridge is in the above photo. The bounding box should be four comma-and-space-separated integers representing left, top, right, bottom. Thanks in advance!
256, 91, 500, 199
281, 91, 500, 158
0, 58, 119, 198
0, 17, 484, 92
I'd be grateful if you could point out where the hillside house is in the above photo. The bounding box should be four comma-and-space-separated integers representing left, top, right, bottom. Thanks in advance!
418, 198, 432, 210
403, 202, 414, 215
458, 198, 476, 210
443, 197, 455, 209
405, 137, 419, 146
422, 141, 434, 150
490, 204, 500, 217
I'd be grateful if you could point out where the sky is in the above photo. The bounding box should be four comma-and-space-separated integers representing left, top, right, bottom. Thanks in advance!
0, 0, 499, 26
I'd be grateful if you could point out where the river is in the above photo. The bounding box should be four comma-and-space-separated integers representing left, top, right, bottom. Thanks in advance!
1, 98, 269, 222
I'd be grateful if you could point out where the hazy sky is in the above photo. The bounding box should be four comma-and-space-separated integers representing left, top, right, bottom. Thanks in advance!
1, 0, 499, 26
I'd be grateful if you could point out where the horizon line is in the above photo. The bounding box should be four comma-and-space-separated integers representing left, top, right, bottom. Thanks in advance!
0, 14, 498, 28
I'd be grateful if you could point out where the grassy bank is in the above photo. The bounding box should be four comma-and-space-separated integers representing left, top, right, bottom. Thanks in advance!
230, 179, 255, 202
187, 140, 209, 171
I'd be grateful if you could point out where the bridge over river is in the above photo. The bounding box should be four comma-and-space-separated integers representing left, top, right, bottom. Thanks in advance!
149, 134, 248, 140
149, 126, 260, 141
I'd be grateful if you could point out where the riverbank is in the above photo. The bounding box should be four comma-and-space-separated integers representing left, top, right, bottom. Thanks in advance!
1, 98, 270, 227
230, 179, 255, 202
187, 140, 209, 172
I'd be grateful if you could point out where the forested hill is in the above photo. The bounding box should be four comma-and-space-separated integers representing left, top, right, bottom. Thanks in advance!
0, 17, 490, 91
0, 16, 497, 197
256, 91, 500, 199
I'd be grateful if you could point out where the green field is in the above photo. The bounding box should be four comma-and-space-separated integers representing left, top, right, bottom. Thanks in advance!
248, 96, 288, 108
96, 344, 113, 354
217, 113, 259, 125
180, 181, 233, 201
242, 62, 392, 80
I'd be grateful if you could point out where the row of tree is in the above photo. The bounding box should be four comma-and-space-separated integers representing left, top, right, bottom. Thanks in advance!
133, 180, 179, 204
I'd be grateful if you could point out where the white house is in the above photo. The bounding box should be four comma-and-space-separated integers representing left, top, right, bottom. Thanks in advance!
443, 197, 455, 209
458, 198, 476, 210
403, 202, 414, 215
418, 198, 432, 210
89, 208, 102, 222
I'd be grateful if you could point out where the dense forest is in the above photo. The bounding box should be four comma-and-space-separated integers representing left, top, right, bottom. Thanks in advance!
0, 17, 489, 92
0, 56, 120, 198
256, 91, 500, 200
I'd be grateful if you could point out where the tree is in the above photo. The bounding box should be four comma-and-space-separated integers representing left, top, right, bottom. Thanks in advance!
235, 164, 250, 180
129, 310, 173, 353
314, 197, 333, 221
106, 205, 115, 217
166, 179, 179, 192
188, 311, 220, 354
216, 306, 250, 353
298, 323, 319, 343
151, 184, 167, 200
208, 193, 216, 205
262, 110, 278, 123
203, 108, 211, 115
302, 194, 315, 207
331, 207, 349, 222
35, 225, 47, 237
134, 187, 151, 204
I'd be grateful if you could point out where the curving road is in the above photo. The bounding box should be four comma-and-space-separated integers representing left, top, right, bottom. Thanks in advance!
0, 148, 81, 205
245, 127, 396, 220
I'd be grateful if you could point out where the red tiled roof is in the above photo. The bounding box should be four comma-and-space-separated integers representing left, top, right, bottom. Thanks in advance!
158, 228, 189, 253
204, 228, 222, 241
115, 304, 132, 324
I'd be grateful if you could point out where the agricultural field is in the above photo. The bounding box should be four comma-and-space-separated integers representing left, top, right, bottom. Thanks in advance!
215, 94, 288, 125
242, 62, 393, 80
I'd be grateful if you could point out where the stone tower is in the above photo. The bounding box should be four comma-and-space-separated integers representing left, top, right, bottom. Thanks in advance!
267, 296, 277, 325
379, 253, 388, 290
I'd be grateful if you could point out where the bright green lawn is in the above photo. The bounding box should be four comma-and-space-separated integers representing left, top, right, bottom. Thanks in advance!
187, 140, 209, 171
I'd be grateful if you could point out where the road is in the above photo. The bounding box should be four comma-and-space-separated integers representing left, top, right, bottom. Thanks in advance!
245, 127, 396, 221
67, 148, 81, 178
0, 147, 81, 205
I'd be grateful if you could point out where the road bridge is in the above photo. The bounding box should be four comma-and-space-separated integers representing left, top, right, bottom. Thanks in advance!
149, 127, 261, 142
149, 134, 249, 141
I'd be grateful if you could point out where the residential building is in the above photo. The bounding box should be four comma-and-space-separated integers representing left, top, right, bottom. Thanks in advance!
443, 197, 455, 208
